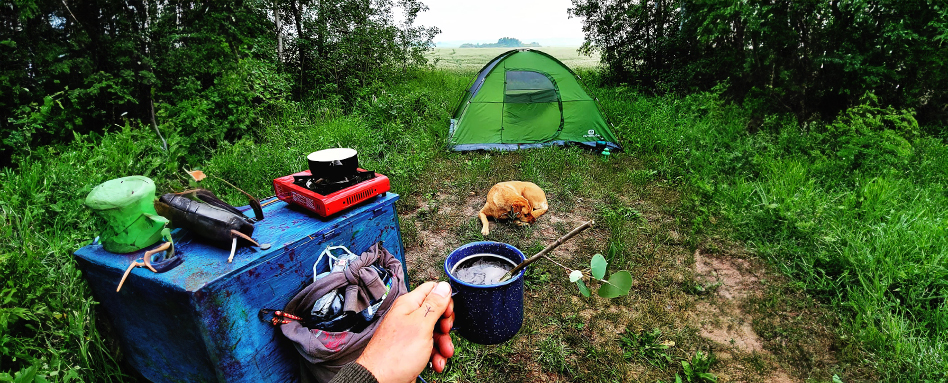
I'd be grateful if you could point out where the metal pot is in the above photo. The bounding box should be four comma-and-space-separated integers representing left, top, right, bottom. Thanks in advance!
307, 148, 358, 181
444, 241, 526, 345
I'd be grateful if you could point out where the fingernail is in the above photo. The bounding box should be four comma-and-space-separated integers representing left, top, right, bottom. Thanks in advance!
433, 281, 451, 297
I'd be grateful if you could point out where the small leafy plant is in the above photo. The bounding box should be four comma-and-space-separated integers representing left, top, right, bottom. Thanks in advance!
569, 253, 632, 298
684, 280, 722, 296
619, 328, 673, 367
678, 350, 717, 383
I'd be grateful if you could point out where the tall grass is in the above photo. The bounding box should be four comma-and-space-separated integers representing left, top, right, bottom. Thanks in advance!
0, 69, 466, 381
4, 64, 946, 381
1, 124, 179, 382
591, 76, 948, 380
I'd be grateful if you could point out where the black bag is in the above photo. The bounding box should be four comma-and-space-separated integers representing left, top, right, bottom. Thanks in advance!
280, 242, 406, 383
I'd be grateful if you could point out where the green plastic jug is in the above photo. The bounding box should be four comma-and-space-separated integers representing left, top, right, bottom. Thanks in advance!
85, 176, 169, 253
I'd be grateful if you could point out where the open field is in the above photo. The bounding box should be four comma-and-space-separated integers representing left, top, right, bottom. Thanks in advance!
427, 47, 601, 71
6, 68, 919, 382
4, 1, 947, 381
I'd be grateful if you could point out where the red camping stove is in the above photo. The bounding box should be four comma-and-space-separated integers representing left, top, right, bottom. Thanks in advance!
273, 169, 390, 217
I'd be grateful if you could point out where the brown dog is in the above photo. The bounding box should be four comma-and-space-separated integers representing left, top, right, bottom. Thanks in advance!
479, 181, 549, 236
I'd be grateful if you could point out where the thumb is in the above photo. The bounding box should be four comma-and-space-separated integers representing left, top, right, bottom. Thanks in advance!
415, 281, 452, 326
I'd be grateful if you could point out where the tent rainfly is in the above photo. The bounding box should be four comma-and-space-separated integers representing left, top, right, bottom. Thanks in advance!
448, 49, 621, 151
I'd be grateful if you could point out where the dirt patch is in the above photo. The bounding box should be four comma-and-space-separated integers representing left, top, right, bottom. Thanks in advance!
695, 301, 765, 353
693, 248, 766, 354
694, 249, 763, 300
691, 249, 808, 383
406, 156, 866, 383
409, 191, 801, 381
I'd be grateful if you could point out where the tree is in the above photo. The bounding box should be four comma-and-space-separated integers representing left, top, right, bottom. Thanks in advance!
570, 0, 948, 126
0, 0, 440, 165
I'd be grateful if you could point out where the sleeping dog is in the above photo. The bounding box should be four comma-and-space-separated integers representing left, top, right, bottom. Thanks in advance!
478, 181, 548, 236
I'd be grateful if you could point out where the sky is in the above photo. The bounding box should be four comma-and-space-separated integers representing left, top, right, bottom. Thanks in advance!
412, 0, 587, 47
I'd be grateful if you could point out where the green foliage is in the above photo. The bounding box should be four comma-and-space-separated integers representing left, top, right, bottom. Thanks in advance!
815, 93, 920, 174
592, 80, 948, 379
576, 279, 591, 297
570, 0, 948, 125
281, 0, 439, 103
679, 350, 717, 383
571, 253, 633, 298
4, 93, 67, 157
598, 271, 633, 298
0, 0, 439, 165
590, 253, 607, 279
536, 336, 573, 375
619, 328, 673, 368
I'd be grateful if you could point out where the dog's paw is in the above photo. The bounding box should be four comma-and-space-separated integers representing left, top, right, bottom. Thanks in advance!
481, 227, 490, 236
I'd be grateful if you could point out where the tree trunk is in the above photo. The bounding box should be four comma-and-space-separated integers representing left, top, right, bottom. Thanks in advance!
291, 0, 305, 96
275, 0, 283, 61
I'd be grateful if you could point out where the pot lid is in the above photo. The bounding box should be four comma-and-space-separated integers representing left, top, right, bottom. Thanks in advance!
307, 148, 357, 162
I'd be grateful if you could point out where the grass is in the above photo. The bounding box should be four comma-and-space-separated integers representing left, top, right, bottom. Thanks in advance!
620, 328, 674, 368
590, 80, 948, 380
426, 47, 601, 71
2, 63, 946, 382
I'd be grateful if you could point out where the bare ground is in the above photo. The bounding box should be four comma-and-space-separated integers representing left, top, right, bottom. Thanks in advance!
399, 154, 869, 382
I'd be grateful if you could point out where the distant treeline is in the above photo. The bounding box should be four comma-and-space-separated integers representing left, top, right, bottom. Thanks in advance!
571, 0, 948, 126
460, 37, 540, 48
0, 0, 439, 166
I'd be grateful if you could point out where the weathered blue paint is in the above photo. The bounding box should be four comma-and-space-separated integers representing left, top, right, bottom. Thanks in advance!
74, 193, 406, 383
444, 242, 525, 345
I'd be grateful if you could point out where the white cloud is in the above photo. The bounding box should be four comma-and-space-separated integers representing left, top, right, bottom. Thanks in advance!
412, 0, 586, 46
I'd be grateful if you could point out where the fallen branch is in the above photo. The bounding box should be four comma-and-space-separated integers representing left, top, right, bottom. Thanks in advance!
499, 220, 594, 282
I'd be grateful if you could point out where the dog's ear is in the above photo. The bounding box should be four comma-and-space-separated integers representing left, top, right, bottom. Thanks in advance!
510, 202, 526, 217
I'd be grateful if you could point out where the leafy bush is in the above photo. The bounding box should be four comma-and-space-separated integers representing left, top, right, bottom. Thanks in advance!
1, 0, 439, 166
815, 94, 920, 174
570, 0, 948, 125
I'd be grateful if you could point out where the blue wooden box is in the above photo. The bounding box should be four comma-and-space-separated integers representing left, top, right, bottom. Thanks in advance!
73, 193, 407, 382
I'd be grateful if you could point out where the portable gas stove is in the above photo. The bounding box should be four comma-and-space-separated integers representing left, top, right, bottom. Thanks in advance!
272, 169, 390, 217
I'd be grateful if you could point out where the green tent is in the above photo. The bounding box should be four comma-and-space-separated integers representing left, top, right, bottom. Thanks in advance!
448, 49, 621, 151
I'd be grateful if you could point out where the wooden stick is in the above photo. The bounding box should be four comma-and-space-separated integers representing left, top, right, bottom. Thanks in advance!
499, 220, 594, 282
212, 175, 263, 220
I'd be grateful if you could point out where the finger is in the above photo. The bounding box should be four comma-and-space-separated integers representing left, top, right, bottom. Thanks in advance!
414, 281, 452, 327
443, 298, 454, 320
392, 281, 438, 313
430, 351, 447, 373
434, 332, 455, 359
437, 312, 455, 335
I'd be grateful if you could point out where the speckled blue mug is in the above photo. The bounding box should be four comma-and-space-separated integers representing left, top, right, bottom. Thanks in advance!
444, 241, 526, 345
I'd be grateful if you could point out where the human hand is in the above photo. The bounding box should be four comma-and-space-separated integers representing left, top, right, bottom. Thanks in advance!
357, 281, 455, 383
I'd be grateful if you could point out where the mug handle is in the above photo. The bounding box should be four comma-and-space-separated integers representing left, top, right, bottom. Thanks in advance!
449, 286, 460, 332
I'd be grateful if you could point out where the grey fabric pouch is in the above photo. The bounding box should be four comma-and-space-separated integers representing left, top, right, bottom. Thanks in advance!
281, 242, 406, 383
